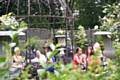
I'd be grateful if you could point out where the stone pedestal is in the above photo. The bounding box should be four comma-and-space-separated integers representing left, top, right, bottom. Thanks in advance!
103, 36, 115, 58
55, 35, 66, 46
0, 31, 25, 56
94, 31, 115, 58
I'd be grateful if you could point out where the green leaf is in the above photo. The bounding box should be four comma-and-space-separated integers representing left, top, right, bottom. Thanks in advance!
48, 50, 59, 60
0, 57, 6, 63
17, 27, 27, 32
19, 21, 28, 28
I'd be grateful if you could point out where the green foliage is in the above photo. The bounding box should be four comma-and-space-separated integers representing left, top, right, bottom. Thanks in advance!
0, 13, 18, 30
16, 65, 32, 80
74, 0, 103, 29
74, 25, 87, 48
96, 36, 104, 43
0, 13, 27, 79
39, 59, 120, 80
25, 36, 40, 48
23, 36, 45, 54
74, 0, 119, 29
0, 38, 119, 80
0, 13, 27, 31
0, 42, 12, 80
48, 43, 61, 60
1, 0, 119, 29
0, 13, 27, 46
1, 1, 120, 80
114, 42, 120, 58
0, 57, 6, 62
100, 3, 120, 31
100, 3, 120, 48
36, 44, 120, 80
49, 49, 59, 60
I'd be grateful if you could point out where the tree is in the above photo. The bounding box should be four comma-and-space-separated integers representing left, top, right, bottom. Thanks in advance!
74, 0, 118, 29
100, 3, 120, 42
0, 0, 119, 29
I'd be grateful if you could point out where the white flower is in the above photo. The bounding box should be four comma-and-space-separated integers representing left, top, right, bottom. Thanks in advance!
102, 16, 107, 20
115, 39, 119, 42
94, 25, 99, 30
107, 35, 111, 38
9, 43, 16, 48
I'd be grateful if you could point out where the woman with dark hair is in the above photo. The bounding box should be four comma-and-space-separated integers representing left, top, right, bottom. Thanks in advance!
86, 46, 94, 63
73, 47, 87, 70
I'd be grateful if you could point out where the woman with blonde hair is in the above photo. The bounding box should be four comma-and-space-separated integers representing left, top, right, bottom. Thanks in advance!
12, 47, 24, 69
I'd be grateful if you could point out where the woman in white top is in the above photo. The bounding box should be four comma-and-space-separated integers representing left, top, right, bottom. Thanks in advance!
31, 50, 47, 64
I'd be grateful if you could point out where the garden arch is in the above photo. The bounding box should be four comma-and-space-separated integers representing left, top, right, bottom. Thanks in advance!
1, 0, 75, 50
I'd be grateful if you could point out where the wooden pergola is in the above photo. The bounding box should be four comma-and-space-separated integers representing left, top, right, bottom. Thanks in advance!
0, 0, 75, 50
